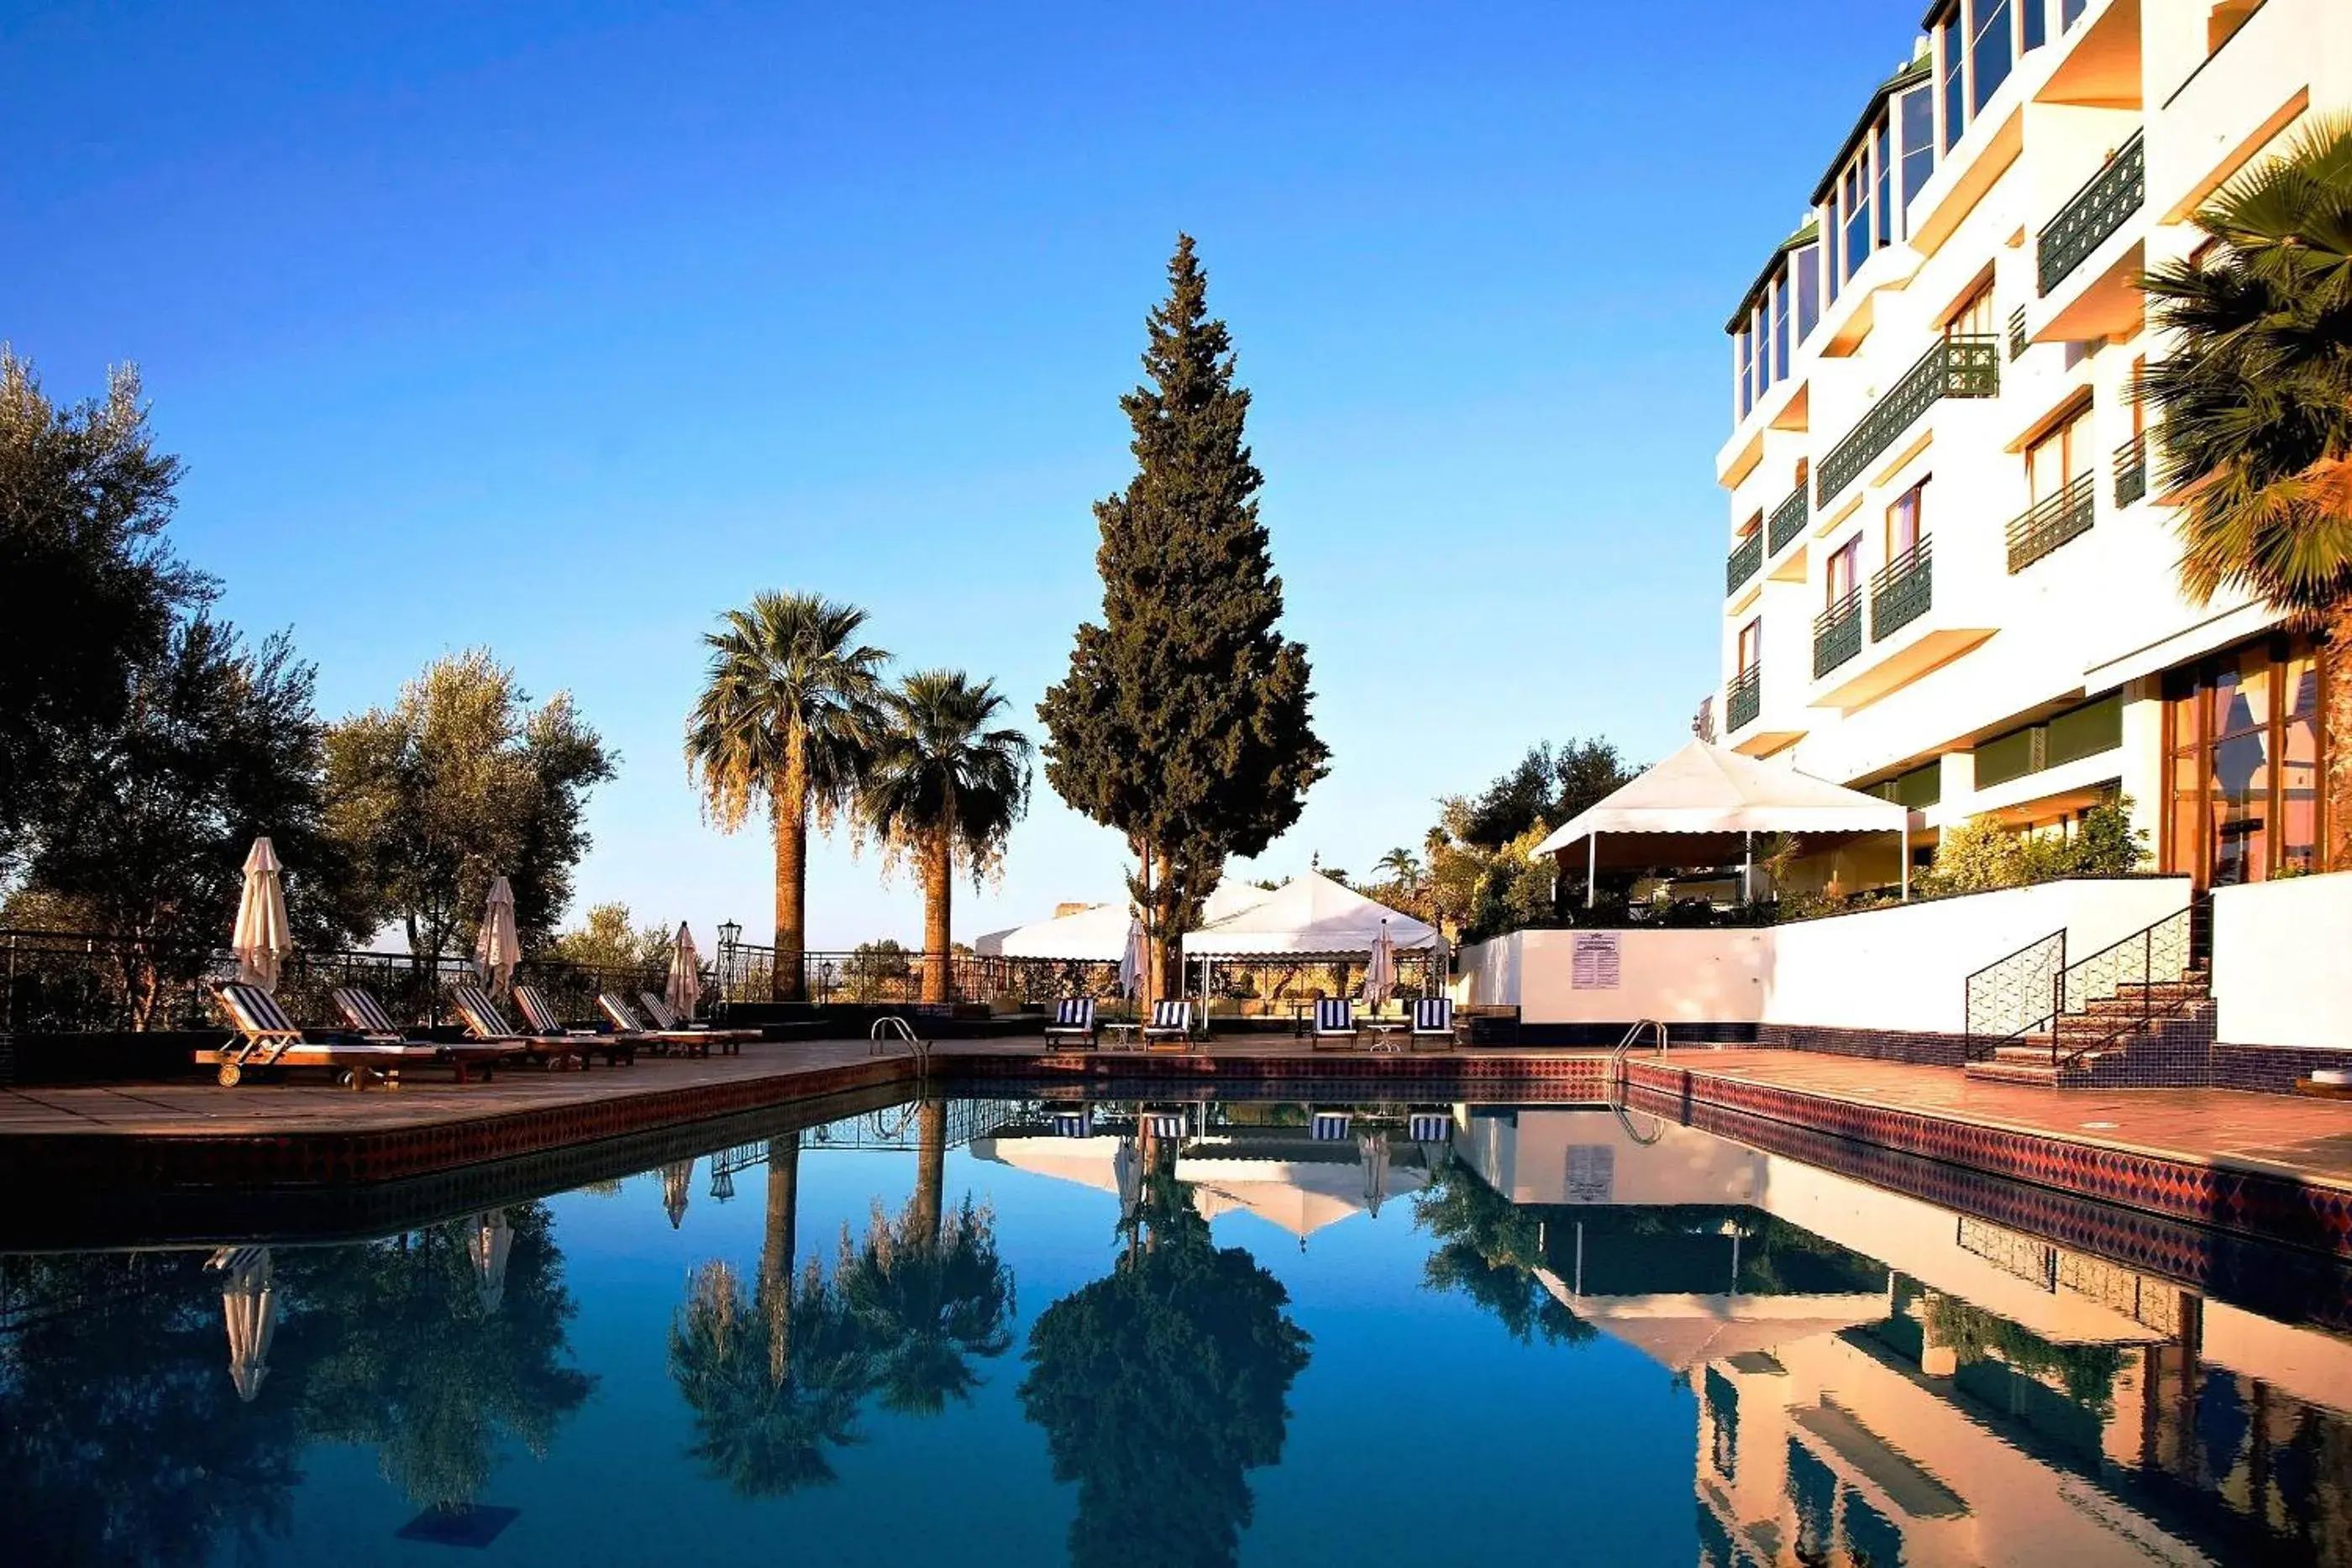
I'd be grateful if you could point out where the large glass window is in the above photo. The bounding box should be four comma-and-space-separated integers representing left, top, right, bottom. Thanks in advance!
1826, 537, 1861, 607
2061, 0, 2087, 29
1899, 87, 1935, 213
1842, 160, 1871, 280
1886, 480, 1926, 556
1875, 120, 1895, 247
2164, 636, 2327, 885
1796, 244, 1820, 341
1771, 275, 1789, 380
1737, 618, 1762, 676
2023, 0, 2046, 51
1971, 0, 2013, 114
1941, 12, 1966, 149
1737, 328, 1753, 418
2026, 401, 2089, 499
1824, 197, 1842, 306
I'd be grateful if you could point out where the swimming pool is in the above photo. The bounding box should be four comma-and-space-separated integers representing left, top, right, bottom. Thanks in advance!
4, 1092, 2345, 1565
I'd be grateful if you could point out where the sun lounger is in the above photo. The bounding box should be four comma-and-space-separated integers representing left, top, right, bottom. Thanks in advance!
1142, 999, 1194, 1051
637, 991, 759, 1051
328, 985, 524, 1083
1044, 997, 1099, 1049
449, 984, 594, 1071
1312, 997, 1357, 1049
1410, 997, 1458, 1051
598, 993, 731, 1057
512, 984, 638, 1067
202, 980, 438, 1089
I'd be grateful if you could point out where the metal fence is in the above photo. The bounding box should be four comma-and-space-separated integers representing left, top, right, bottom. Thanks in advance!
0, 927, 670, 1034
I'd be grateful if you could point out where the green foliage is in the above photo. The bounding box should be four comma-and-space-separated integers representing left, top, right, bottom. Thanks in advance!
1456, 738, 1634, 852
1916, 798, 2148, 898
834, 1196, 1016, 1417
0, 353, 213, 873
324, 649, 615, 958
1038, 235, 1329, 988
1923, 1294, 2126, 1414
841, 938, 912, 1001
549, 901, 674, 973
1018, 1203, 1311, 1568
1412, 1161, 1594, 1346
669, 1256, 869, 1498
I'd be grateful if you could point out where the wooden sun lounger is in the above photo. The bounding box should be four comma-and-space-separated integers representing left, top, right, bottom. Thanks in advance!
449, 984, 594, 1071
637, 991, 758, 1051
204, 981, 437, 1088
512, 984, 638, 1067
599, 993, 729, 1057
328, 985, 525, 1083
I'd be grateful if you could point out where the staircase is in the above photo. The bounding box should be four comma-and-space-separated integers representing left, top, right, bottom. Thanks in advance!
1962, 899, 2213, 1089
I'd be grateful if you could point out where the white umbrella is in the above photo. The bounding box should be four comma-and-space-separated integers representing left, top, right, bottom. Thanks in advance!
213, 1246, 276, 1403
1360, 1131, 1392, 1218
231, 836, 293, 993
661, 1159, 695, 1229
1362, 919, 1396, 1009
475, 875, 520, 994
667, 922, 703, 1018
467, 1210, 513, 1314
1116, 915, 1145, 1000
1115, 1134, 1142, 1223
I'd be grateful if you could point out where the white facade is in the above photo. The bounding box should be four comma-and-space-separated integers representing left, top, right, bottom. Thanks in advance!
1713, 0, 2347, 879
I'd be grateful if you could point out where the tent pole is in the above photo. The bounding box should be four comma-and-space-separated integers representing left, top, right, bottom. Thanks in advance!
1900, 821, 1912, 902
1742, 831, 1754, 905
1587, 835, 1598, 910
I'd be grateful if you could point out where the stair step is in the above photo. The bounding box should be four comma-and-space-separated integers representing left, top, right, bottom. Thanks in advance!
1967, 1060, 2063, 1084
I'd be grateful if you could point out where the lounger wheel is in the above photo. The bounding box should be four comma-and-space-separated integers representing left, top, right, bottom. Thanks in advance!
217, 1062, 242, 1088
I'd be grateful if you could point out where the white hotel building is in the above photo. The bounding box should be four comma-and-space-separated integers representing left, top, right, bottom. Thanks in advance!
1713, 0, 2344, 894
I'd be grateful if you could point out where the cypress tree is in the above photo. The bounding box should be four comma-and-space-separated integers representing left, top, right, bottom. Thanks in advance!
1039, 235, 1329, 997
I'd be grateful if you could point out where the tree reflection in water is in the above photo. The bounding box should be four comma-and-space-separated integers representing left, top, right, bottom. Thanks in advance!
669, 1256, 869, 1497
836, 1195, 1016, 1416
1411, 1158, 1594, 1346
1017, 1147, 1312, 1568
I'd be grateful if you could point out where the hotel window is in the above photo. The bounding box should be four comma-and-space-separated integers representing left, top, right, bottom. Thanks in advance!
1736, 327, 1753, 418
1886, 480, 1927, 557
1796, 244, 1821, 341
1826, 536, 1861, 608
2164, 637, 2326, 886
1898, 87, 1936, 221
1971, 0, 2014, 114
1842, 158, 1871, 281
2023, 0, 2046, 52
1940, 10, 1966, 149
2061, 0, 2087, 29
1737, 618, 1762, 676
1874, 119, 1895, 248
1771, 275, 1790, 380
2027, 402, 2089, 500
1946, 279, 1996, 340
1824, 194, 1843, 306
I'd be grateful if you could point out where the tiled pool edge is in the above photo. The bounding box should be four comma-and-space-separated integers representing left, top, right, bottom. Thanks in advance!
1624, 1059, 2352, 1262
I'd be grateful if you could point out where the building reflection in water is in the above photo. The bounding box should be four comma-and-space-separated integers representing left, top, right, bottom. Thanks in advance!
1453, 1104, 2352, 1567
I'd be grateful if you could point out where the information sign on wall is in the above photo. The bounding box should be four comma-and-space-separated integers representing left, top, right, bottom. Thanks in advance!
1569, 931, 1621, 989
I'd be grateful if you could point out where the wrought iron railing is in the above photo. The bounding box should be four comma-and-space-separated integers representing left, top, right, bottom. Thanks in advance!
1726, 530, 1765, 596
1871, 537, 1933, 640
2037, 133, 2145, 296
2006, 471, 2096, 574
1964, 928, 2065, 1051
2007, 306, 2027, 360
0, 927, 669, 1034
2113, 433, 2147, 507
1813, 591, 1863, 679
1961, 907, 2196, 1068
1816, 337, 2000, 506
1725, 666, 1761, 732
1767, 486, 1808, 554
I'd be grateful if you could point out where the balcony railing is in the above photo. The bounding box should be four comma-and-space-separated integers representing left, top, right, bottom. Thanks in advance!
1767, 486, 1808, 554
2006, 472, 2097, 574
1726, 666, 1761, 732
2113, 433, 2147, 507
1872, 537, 1933, 640
2037, 133, 2145, 296
1816, 337, 2000, 507
1726, 530, 1765, 596
1814, 592, 1863, 679
2008, 306, 2027, 360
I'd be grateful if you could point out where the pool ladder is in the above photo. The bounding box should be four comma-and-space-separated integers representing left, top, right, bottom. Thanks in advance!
1607, 1019, 1667, 1097
869, 1015, 931, 1069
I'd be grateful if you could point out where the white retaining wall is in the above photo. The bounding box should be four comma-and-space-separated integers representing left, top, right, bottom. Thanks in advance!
2211, 872, 2352, 1051
1461, 878, 2192, 1034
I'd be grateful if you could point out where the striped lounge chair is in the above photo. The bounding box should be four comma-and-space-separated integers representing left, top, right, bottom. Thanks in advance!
1312, 997, 1357, 1048
1044, 997, 1099, 1049
450, 984, 590, 1071
203, 980, 437, 1088
638, 991, 759, 1051
598, 994, 722, 1057
1141, 999, 1194, 1051
1410, 997, 1458, 1050
513, 984, 638, 1067
329, 985, 523, 1083
1310, 1109, 1352, 1141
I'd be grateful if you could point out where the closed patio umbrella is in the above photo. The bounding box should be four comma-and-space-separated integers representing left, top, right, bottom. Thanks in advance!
213, 1246, 276, 1403
1115, 1134, 1142, 1223
1117, 915, 1145, 1001
475, 876, 520, 995
666, 923, 702, 1019
661, 1159, 695, 1229
467, 1210, 513, 1314
1359, 1130, 1392, 1219
1362, 919, 1396, 1010
231, 836, 293, 993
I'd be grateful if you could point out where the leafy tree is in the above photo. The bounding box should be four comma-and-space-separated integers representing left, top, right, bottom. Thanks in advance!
858, 670, 1032, 1003
0, 353, 213, 875
23, 618, 366, 1025
324, 650, 615, 958
1039, 235, 1329, 999
1917, 797, 2148, 896
1412, 1161, 1593, 1346
836, 1194, 1016, 1416
2139, 114, 2352, 869
549, 901, 674, 974
1018, 1174, 1311, 1568
1456, 738, 1634, 852
839, 938, 913, 1002
669, 1256, 869, 1498
685, 592, 890, 999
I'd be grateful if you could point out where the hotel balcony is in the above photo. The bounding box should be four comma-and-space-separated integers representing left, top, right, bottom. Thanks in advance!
1814, 592, 1863, 681
2031, 131, 2146, 343
1810, 535, 1995, 715
1725, 529, 1764, 598
2113, 433, 2147, 508
2005, 473, 2096, 574
2145, 0, 2313, 235
1725, 665, 1761, 734
1814, 338, 1999, 511
1766, 485, 1808, 564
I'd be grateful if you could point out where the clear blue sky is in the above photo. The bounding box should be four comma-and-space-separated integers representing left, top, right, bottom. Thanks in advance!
5, 1, 1920, 949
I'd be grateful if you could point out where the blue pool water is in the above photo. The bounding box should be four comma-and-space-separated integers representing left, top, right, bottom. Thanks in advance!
5, 1093, 2347, 1565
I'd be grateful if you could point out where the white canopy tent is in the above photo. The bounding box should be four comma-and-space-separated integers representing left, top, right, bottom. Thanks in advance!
975, 901, 1136, 961
1529, 740, 1914, 905
1183, 873, 1436, 955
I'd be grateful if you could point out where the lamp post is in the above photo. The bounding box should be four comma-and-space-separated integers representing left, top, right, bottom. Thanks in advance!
716, 920, 742, 1004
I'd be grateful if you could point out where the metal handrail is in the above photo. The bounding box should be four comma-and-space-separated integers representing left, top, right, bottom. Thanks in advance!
869, 1015, 931, 1068
2048, 907, 2194, 1070
1962, 927, 2066, 1051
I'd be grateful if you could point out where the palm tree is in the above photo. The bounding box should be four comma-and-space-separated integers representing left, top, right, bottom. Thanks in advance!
2140, 114, 2352, 869
1373, 846, 1422, 890
685, 592, 890, 999
858, 669, 1032, 1004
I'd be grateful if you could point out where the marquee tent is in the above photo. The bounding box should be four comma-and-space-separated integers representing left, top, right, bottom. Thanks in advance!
1182, 872, 1436, 956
